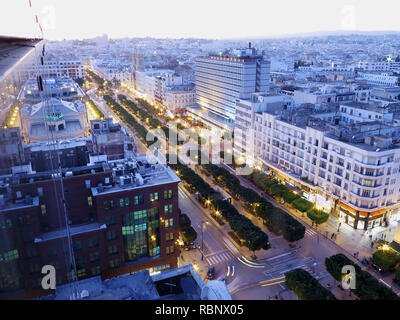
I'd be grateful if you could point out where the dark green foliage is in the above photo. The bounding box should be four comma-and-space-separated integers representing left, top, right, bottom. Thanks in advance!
292, 198, 313, 212
178, 214, 191, 229
270, 183, 290, 198
181, 226, 197, 244
306, 208, 329, 225
325, 254, 400, 300
372, 249, 400, 273
201, 164, 305, 243
285, 269, 336, 300
86, 69, 105, 85
173, 162, 269, 252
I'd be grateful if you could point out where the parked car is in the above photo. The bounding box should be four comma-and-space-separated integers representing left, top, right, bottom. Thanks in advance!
207, 266, 215, 280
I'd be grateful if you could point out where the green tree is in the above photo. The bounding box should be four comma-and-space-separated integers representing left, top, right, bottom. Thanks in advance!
306, 208, 329, 225
325, 254, 400, 300
372, 249, 400, 273
292, 198, 313, 212
285, 268, 336, 300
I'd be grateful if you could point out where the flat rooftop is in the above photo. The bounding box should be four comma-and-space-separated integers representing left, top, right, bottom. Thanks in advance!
40, 264, 206, 300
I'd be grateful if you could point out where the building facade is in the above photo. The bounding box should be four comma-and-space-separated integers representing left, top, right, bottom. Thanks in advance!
235, 99, 400, 230
0, 156, 180, 299
194, 44, 270, 131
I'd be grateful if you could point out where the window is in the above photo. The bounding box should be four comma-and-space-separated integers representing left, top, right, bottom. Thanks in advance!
37, 187, 43, 197
108, 245, 118, 255
134, 195, 144, 205
72, 240, 83, 251
23, 231, 34, 243
47, 247, 57, 257
164, 189, 173, 200
88, 196, 93, 207
166, 245, 175, 255
120, 197, 130, 208
26, 247, 38, 258
0, 249, 19, 262
150, 192, 159, 202
89, 251, 100, 262
91, 266, 101, 276
107, 230, 117, 241
109, 259, 120, 269
105, 215, 116, 226
29, 263, 40, 274
166, 232, 174, 241
164, 204, 173, 214
103, 200, 114, 211
88, 237, 99, 248
85, 180, 91, 189
164, 218, 174, 228
77, 268, 86, 279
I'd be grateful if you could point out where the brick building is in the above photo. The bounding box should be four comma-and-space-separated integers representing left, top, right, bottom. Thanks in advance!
0, 155, 180, 299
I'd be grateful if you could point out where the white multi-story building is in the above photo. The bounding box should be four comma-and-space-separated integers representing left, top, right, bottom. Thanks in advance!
358, 72, 399, 87
16, 57, 85, 82
194, 44, 270, 131
235, 99, 400, 230
358, 60, 400, 72
163, 85, 196, 113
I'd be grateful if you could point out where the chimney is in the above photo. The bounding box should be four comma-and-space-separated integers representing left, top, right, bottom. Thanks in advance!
249, 42, 251, 49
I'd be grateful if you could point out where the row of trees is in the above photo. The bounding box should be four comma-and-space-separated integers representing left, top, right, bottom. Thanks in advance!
202, 164, 305, 242
249, 170, 329, 226
325, 254, 400, 300
118, 95, 162, 129
87, 99, 104, 119
103, 95, 149, 143
85, 69, 105, 86
170, 161, 270, 254
136, 98, 159, 117
285, 268, 336, 300
178, 210, 197, 245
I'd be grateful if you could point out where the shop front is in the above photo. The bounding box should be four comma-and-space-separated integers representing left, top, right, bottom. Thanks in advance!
338, 202, 386, 230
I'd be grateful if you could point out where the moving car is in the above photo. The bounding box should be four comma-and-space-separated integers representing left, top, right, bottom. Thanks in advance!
207, 266, 215, 280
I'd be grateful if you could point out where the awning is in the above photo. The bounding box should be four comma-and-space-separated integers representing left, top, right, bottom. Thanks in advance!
338, 202, 357, 214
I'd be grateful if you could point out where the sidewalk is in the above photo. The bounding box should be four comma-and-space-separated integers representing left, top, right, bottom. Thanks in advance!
177, 245, 209, 281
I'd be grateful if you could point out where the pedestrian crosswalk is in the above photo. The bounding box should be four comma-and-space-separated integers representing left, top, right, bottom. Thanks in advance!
305, 228, 319, 238
205, 250, 235, 266
261, 250, 329, 280
178, 188, 188, 199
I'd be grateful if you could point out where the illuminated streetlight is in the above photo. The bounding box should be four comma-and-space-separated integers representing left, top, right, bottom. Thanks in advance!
381, 244, 390, 251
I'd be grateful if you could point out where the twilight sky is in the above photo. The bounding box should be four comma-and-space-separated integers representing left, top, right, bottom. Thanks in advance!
1, 0, 400, 40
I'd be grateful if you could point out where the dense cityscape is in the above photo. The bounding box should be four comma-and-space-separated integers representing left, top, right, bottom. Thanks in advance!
1, 1, 400, 307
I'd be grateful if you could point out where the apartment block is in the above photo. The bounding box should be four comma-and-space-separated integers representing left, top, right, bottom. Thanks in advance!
235, 99, 400, 230
0, 155, 180, 299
